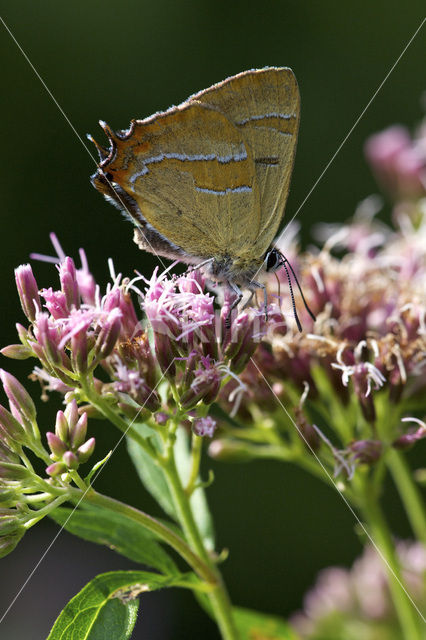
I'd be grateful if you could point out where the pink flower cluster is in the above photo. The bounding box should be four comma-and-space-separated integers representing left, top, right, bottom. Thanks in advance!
365, 123, 426, 200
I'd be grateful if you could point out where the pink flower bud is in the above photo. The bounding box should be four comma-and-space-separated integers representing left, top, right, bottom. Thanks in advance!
76, 261, 96, 305
193, 416, 216, 438
0, 370, 36, 424
63, 451, 79, 469
155, 412, 169, 426
349, 439, 382, 464
40, 288, 69, 319
95, 308, 122, 358
55, 411, 69, 443
65, 400, 79, 431
104, 288, 139, 339
59, 257, 80, 310
70, 413, 88, 449
46, 432, 67, 459
76, 437, 95, 463
0, 405, 27, 446
34, 313, 63, 366
46, 461, 67, 476
15, 264, 40, 322
71, 328, 88, 373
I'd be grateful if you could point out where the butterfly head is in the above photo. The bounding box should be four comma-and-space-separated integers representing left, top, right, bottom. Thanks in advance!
264, 247, 284, 273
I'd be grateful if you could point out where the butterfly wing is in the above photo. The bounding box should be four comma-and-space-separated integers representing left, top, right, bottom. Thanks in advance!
92, 101, 260, 261
191, 67, 300, 260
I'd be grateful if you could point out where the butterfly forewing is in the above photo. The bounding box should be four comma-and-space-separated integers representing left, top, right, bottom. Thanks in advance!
191, 67, 300, 259
98, 101, 260, 259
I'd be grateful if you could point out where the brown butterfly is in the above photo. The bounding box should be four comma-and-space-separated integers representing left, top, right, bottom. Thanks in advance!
90, 67, 314, 328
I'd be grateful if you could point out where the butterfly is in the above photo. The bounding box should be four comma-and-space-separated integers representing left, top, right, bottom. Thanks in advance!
90, 67, 314, 328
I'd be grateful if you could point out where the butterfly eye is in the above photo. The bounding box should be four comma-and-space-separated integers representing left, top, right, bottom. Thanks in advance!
265, 248, 283, 272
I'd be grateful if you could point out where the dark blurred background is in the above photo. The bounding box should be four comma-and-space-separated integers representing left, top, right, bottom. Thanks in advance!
1, 2, 425, 638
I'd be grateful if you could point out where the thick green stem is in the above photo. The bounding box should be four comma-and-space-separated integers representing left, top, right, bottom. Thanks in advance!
386, 448, 426, 544
185, 433, 203, 496
162, 447, 238, 640
70, 488, 216, 584
360, 480, 424, 640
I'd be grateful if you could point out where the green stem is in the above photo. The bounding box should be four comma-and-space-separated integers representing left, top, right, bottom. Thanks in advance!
185, 433, 203, 496
70, 488, 216, 584
360, 479, 423, 640
24, 494, 70, 528
386, 448, 426, 544
162, 445, 238, 640
69, 470, 90, 492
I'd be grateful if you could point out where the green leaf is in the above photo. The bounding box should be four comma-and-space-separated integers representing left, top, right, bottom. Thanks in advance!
50, 503, 177, 575
233, 607, 299, 639
175, 427, 215, 551
47, 570, 191, 640
127, 423, 177, 518
127, 423, 215, 550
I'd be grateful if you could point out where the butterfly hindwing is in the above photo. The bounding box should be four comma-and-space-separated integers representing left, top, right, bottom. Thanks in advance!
191, 67, 300, 259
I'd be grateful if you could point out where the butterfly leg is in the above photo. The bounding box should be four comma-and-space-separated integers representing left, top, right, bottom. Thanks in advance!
225, 282, 243, 329
242, 290, 255, 309
250, 281, 268, 321
184, 258, 214, 277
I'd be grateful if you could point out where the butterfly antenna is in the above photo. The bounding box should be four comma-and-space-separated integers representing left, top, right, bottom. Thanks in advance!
274, 271, 282, 307
282, 257, 316, 323
281, 260, 302, 332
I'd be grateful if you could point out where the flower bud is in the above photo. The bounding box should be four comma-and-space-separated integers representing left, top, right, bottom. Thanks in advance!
135, 385, 161, 413
60, 257, 80, 310
0, 530, 25, 558
0, 487, 20, 508
95, 308, 122, 359
0, 344, 33, 360
0, 514, 23, 535
294, 406, 321, 452
71, 328, 88, 374
55, 410, 69, 443
224, 311, 265, 375
208, 439, 257, 462
46, 461, 67, 477
393, 425, 426, 450
0, 370, 36, 424
155, 412, 169, 426
65, 400, 79, 430
34, 313, 63, 366
76, 254, 96, 305
0, 462, 33, 481
70, 413, 88, 449
0, 404, 28, 448
63, 451, 79, 469
180, 357, 221, 409
193, 416, 216, 438
46, 432, 67, 459
153, 334, 177, 378
41, 288, 69, 319
104, 287, 139, 339
0, 439, 20, 464
349, 439, 382, 464
15, 264, 40, 322
76, 437, 95, 463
